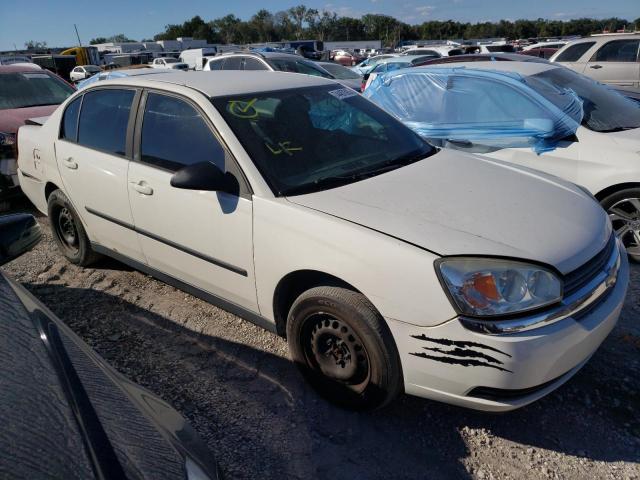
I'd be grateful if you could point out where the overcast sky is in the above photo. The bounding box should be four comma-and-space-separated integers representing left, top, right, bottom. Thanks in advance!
1, 0, 638, 50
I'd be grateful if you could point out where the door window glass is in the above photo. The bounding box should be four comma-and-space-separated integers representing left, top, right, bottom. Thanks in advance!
77, 89, 134, 155
593, 40, 640, 62
140, 93, 225, 172
60, 96, 82, 142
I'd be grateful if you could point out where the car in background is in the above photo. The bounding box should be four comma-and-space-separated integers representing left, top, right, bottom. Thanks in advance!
361, 56, 420, 91
316, 61, 363, 91
151, 57, 189, 70
401, 45, 460, 58
0, 213, 220, 480
330, 49, 365, 66
17, 71, 627, 412
522, 41, 568, 51
520, 47, 559, 59
412, 52, 551, 67
76, 67, 176, 90
0, 65, 75, 208
204, 51, 363, 90
364, 60, 640, 259
457, 43, 517, 54
205, 52, 334, 78
352, 54, 397, 75
551, 34, 640, 89
69, 65, 102, 82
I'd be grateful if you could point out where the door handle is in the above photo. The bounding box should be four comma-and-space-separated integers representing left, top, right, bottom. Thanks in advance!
62, 157, 78, 169
589, 64, 603, 69
130, 181, 153, 195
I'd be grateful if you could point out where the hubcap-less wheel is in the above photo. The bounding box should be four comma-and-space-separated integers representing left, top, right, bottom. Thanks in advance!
608, 197, 640, 257
56, 207, 79, 253
304, 313, 370, 388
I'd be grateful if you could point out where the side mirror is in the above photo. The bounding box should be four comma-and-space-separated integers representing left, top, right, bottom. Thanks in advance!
0, 214, 42, 266
170, 161, 238, 194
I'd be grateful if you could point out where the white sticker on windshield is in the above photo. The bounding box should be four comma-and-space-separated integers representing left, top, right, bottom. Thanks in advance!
22, 73, 50, 79
328, 88, 358, 100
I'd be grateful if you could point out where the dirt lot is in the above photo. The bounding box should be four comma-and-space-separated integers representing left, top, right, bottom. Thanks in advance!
2, 205, 639, 480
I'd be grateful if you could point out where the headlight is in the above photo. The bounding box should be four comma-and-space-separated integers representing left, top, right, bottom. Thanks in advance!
436, 257, 563, 317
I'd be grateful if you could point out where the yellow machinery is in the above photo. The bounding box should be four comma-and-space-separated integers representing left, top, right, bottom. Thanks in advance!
60, 46, 100, 66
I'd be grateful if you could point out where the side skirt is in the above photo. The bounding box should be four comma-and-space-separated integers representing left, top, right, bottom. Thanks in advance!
91, 243, 278, 335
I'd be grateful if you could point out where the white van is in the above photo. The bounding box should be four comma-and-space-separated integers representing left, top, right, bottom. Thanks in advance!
179, 47, 218, 70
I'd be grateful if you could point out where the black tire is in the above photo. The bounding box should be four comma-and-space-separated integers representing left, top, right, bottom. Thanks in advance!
286, 286, 403, 411
47, 189, 100, 266
600, 188, 640, 263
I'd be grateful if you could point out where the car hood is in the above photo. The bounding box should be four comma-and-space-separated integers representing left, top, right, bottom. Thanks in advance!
605, 126, 640, 148
287, 149, 611, 274
0, 105, 59, 132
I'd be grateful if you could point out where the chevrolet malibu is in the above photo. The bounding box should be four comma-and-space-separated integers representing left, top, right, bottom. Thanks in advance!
17, 71, 628, 411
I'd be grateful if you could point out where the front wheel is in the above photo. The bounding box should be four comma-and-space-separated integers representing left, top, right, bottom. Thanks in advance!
47, 189, 100, 266
287, 286, 403, 410
601, 188, 640, 262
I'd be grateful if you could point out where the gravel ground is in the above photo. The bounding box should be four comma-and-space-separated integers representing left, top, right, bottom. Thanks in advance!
2, 205, 639, 480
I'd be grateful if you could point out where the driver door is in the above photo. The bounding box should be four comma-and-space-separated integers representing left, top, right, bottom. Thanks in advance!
127, 90, 258, 311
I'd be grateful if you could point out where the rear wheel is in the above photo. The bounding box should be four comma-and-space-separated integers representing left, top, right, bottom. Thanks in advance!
601, 188, 640, 262
47, 189, 100, 266
287, 286, 403, 410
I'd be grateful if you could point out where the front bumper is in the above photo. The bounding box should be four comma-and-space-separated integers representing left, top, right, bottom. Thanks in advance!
388, 239, 629, 412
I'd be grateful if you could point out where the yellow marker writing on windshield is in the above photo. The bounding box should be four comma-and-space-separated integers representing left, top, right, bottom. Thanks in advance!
228, 98, 259, 119
266, 141, 303, 156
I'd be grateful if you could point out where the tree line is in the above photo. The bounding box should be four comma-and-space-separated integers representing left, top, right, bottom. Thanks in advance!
90, 6, 640, 47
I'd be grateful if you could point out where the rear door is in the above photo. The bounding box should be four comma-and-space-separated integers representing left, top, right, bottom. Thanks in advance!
583, 39, 640, 87
127, 90, 257, 310
54, 87, 145, 262
552, 41, 596, 74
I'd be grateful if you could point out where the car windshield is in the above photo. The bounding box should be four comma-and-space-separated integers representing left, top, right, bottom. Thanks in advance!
212, 85, 433, 196
85, 66, 101, 72
163, 58, 179, 63
319, 63, 361, 79
524, 67, 640, 132
0, 72, 74, 109
269, 59, 334, 78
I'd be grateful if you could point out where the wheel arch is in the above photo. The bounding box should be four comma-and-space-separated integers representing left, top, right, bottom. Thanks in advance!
594, 182, 640, 202
272, 269, 364, 337
44, 181, 62, 202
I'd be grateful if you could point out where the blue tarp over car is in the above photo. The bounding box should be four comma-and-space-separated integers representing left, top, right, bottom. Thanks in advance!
364, 67, 584, 154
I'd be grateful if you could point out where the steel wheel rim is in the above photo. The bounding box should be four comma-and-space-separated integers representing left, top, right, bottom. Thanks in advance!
302, 313, 370, 389
56, 207, 79, 252
608, 197, 640, 256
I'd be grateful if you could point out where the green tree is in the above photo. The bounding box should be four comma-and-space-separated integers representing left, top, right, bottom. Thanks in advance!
90, 37, 107, 45
24, 40, 47, 49
287, 5, 318, 39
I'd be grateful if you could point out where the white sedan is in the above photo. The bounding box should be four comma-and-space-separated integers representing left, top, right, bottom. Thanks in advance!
151, 57, 189, 70
364, 61, 640, 261
69, 65, 101, 82
17, 71, 627, 411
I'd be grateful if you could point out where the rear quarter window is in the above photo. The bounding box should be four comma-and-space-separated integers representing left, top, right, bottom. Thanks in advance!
555, 42, 595, 62
60, 96, 82, 142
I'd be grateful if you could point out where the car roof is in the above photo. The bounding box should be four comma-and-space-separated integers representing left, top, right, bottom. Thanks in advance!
420, 60, 558, 77
0, 64, 43, 73
375, 56, 413, 64
98, 70, 337, 97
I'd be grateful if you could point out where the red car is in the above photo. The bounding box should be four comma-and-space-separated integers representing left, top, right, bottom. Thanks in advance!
330, 49, 365, 66
0, 64, 75, 206
520, 47, 559, 59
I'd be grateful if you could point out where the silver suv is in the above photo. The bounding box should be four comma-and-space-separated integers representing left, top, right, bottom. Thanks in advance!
550, 34, 640, 89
